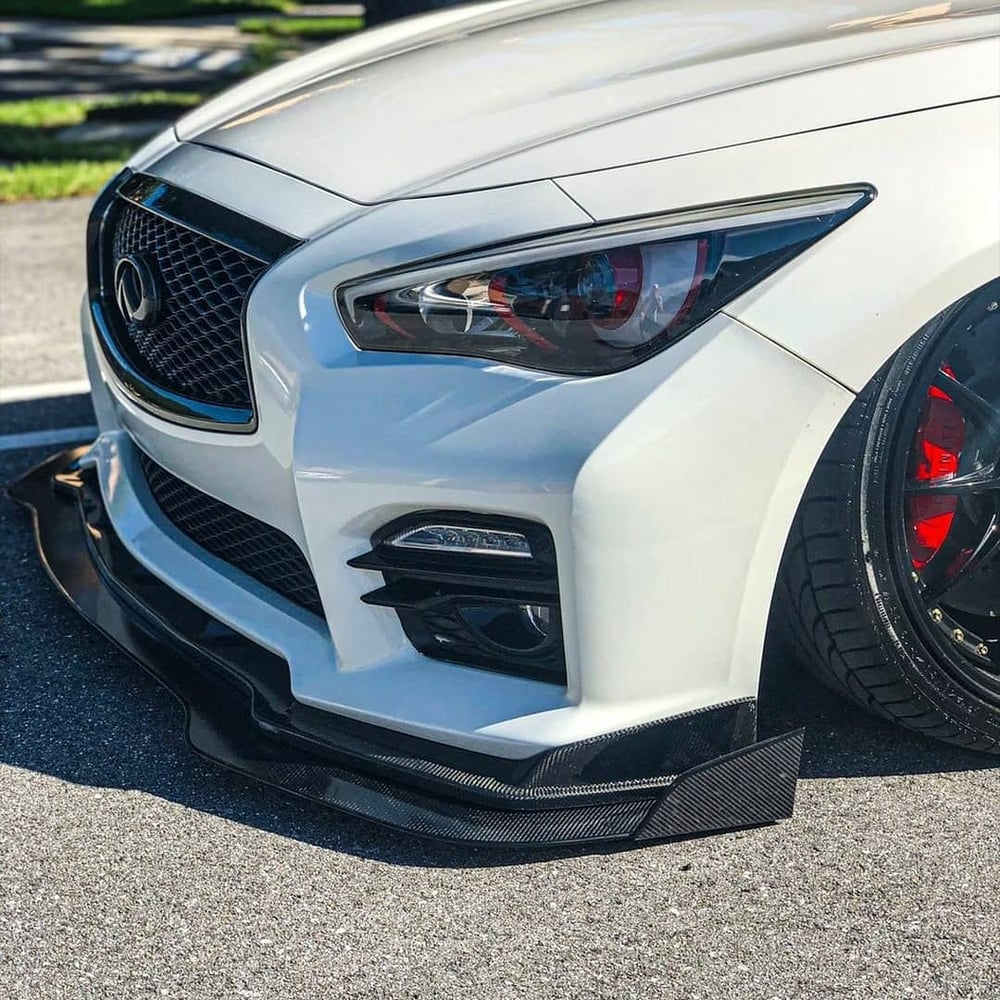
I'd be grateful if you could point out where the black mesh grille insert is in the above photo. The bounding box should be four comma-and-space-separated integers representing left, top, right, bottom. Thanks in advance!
108, 202, 265, 409
139, 452, 324, 618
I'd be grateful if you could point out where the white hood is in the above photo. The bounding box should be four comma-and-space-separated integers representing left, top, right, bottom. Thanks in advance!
178, 0, 998, 203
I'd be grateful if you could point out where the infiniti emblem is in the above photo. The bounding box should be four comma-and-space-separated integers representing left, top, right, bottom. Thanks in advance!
114, 254, 160, 328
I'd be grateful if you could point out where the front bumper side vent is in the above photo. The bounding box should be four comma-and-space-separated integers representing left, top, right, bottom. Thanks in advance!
349, 512, 566, 684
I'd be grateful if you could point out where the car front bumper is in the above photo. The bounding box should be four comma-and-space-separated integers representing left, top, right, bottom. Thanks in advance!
10, 448, 803, 846
15, 146, 865, 844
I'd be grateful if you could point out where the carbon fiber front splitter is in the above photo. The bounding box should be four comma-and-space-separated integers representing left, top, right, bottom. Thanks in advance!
10, 447, 804, 847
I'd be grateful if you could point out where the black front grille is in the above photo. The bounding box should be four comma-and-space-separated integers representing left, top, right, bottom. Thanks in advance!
109, 201, 264, 409
88, 171, 300, 430
139, 452, 324, 618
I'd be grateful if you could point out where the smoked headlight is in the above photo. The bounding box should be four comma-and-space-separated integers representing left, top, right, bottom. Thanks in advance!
339, 187, 872, 375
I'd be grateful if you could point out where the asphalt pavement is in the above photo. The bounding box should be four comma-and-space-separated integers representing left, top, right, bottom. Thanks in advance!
0, 18, 250, 99
1, 199, 998, 999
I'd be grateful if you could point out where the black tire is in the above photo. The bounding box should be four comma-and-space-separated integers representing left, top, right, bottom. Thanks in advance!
777, 280, 1000, 753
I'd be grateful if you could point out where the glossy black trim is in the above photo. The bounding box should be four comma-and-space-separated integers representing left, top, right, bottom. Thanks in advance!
117, 173, 299, 264
90, 299, 256, 429
138, 446, 325, 618
9, 449, 804, 846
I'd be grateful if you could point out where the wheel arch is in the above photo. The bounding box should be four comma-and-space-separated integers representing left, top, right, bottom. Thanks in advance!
756, 274, 1000, 700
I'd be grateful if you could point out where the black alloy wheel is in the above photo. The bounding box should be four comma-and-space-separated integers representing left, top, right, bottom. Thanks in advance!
887, 290, 1000, 701
779, 280, 1000, 751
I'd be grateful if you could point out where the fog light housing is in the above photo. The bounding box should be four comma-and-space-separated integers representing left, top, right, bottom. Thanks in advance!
348, 512, 565, 684
459, 602, 558, 653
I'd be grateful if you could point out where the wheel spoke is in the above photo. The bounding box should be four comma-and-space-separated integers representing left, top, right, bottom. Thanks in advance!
923, 513, 1000, 604
933, 370, 1000, 446
895, 290, 1000, 681
906, 467, 1000, 496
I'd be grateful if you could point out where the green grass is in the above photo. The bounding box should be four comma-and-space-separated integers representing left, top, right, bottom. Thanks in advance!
238, 15, 364, 38
0, 160, 122, 202
0, 97, 90, 129
244, 34, 296, 74
0, 94, 203, 202
0, 92, 200, 128
0, 0, 301, 18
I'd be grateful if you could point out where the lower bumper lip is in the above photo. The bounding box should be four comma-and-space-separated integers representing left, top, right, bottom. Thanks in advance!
9, 447, 805, 847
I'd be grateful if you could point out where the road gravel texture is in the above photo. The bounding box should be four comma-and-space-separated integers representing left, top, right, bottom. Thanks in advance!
1, 198, 998, 999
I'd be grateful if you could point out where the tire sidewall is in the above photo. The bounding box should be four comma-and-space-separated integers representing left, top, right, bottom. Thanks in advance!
854, 312, 1000, 742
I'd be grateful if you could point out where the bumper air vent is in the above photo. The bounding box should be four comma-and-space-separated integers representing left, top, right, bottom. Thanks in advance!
349, 512, 565, 684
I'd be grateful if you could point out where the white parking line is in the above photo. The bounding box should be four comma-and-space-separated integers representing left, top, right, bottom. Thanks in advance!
0, 425, 97, 453
0, 380, 91, 404
195, 49, 247, 72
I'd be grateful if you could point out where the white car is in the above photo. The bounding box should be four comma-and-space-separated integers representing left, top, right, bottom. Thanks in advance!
13, 0, 999, 845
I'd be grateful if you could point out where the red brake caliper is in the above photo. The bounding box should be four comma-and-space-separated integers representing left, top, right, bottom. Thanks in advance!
906, 366, 967, 570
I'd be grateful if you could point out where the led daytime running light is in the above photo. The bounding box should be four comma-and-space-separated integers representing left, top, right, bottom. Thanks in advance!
386, 524, 533, 558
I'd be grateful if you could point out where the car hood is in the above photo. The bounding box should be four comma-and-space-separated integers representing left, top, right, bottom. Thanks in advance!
179, 0, 996, 203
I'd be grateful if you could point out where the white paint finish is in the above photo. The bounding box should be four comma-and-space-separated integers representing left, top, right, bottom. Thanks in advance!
181, 0, 997, 202
724, 101, 1000, 392
571, 320, 854, 707
174, 1, 554, 141
124, 126, 180, 175
74, 3, 999, 755
432, 37, 999, 194
86, 162, 793, 749
90, 359, 309, 552
86, 278, 852, 752
286, 311, 854, 737
146, 143, 361, 240
81, 294, 309, 549
81, 431, 571, 759
81, 294, 121, 438
84, 175, 591, 557
559, 99, 1000, 391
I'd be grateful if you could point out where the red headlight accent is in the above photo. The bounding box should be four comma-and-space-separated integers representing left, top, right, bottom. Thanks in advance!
664, 237, 709, 335
590, 245, 643, 331
374, 293, 414, 340
339, 189, 873, 376
487, 274, 559, 351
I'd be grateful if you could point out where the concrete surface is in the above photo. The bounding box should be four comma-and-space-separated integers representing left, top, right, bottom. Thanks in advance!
0, 198, 998, 998
0, 198, 90, 393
